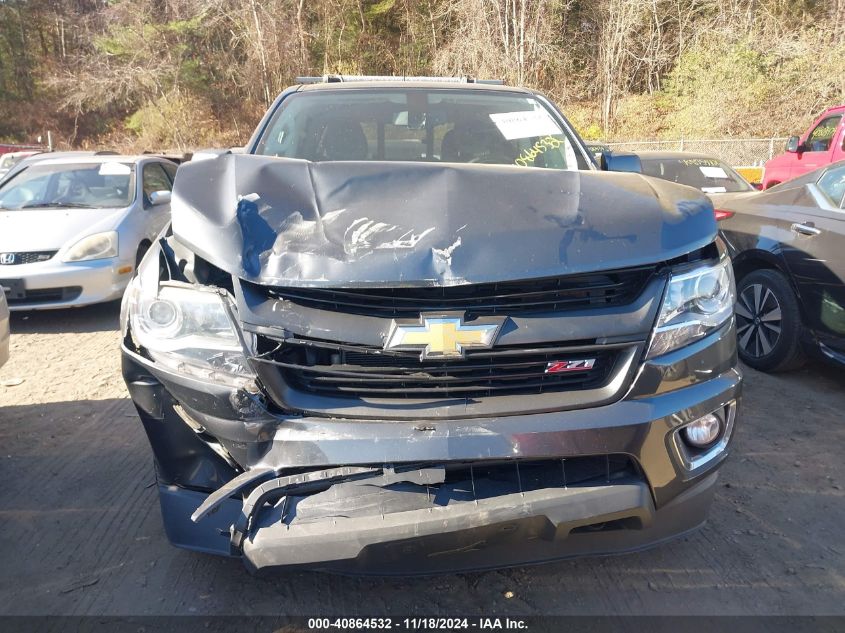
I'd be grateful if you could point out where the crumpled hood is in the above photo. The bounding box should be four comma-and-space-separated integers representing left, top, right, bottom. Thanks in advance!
171, 154, 716, 287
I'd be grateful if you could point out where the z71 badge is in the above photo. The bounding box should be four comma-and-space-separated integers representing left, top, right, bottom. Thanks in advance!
545, 359, 596, 373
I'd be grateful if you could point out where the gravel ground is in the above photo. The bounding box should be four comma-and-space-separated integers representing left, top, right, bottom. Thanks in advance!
0, 303, 843, 616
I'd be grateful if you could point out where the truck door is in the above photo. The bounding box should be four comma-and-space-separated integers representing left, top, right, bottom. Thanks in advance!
799, 114, 842, 173
834, 119, 845, 162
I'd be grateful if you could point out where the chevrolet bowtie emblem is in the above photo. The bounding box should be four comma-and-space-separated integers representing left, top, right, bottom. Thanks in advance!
385, 312, 506, 360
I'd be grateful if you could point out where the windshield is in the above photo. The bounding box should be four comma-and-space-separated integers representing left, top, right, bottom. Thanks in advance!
255, 89, 590, 170
641, 157, 752, 193
0, 162, 135, 209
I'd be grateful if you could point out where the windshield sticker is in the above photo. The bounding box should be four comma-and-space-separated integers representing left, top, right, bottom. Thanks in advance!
680, 158, 720, 167
514, 136, 564, 167
490, 110, 561, 140
699, 165, 728, 179
701, 186, 728, 193
99, 162, 131, 176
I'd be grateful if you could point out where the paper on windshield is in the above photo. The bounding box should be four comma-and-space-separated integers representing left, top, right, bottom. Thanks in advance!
489, 110, 562, 140
699, 166, 728, 179
99, 162, 131, 176
701, 186, 727, 193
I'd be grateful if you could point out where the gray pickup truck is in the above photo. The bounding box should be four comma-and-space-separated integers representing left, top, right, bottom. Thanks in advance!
121, 76, 741, 574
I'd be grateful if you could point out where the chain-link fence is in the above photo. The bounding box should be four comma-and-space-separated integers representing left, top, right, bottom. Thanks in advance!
0, 143, 46, 154
605, 138, 788, 166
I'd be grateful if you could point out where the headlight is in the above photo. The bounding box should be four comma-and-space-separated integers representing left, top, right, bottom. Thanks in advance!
646, 257, 735, 358
124, 278, 254, 387
63, 231, 119, 262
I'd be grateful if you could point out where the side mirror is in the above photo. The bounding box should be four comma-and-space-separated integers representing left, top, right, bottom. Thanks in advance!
785, 136, 801, 153
600, 151, 642, 174
149, 190, 171, 206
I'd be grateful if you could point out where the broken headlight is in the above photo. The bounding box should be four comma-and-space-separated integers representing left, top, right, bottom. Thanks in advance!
646, 257, 735, 359
124, 277, 255, 387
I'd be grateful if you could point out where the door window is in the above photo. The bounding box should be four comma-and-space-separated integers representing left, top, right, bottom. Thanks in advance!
142, 163, 172, 207
161, 162, 178, 184
817, 165, 845, 209
805, 115, 842, 152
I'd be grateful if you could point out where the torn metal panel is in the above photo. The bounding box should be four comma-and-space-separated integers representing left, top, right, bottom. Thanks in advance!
170, 154, 716, 287
240, 477, 680, 573
191, 463, 446, 526
227, 465, 446, 550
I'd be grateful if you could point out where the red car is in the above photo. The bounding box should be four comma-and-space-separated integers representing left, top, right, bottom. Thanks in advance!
763, 105, 845, 189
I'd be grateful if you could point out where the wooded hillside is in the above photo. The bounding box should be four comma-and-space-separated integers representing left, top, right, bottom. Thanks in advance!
1, 0, 843, 150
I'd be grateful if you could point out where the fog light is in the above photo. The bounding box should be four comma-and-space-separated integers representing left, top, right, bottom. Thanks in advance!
682, 413, 722, 448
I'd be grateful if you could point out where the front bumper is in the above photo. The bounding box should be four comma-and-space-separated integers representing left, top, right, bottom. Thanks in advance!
0, 258, 132, 310
122, 321, 741, 574
156, 471, 717, 575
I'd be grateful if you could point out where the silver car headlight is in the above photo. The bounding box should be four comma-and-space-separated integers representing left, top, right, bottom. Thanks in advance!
124, 276, 255, 388
646, 257, 736, 359
63, 231, 119, 262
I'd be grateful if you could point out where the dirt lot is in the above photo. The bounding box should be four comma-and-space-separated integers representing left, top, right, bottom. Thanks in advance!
0, 303, 843, 617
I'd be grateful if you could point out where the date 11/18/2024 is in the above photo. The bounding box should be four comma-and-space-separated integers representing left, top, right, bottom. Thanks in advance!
307, 617, 529, 630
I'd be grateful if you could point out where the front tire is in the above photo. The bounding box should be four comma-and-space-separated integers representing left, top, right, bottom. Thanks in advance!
735, 269, 805, 372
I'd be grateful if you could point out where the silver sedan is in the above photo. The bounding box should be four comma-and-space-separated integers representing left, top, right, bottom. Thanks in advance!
0, 155, 176, 310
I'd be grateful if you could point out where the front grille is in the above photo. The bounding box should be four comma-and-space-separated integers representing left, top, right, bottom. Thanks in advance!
252, 266, 655, 317
280, 456, 642, 525
1, 285, 82, 305
283, 456, 639, 495
0, 251, 57, 265
253, 335, 624, 400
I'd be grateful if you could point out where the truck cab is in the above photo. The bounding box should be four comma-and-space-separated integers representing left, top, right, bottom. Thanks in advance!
763, 105, 845, 189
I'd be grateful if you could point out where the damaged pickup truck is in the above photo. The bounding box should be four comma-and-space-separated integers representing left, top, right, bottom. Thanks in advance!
121, 77, 741, 574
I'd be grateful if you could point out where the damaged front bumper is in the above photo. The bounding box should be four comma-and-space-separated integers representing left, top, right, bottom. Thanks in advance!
122, 320, 741, 575
156, 465, 717, 575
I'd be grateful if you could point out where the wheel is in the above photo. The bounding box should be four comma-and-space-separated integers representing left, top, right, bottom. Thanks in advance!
735, 269, 805, 372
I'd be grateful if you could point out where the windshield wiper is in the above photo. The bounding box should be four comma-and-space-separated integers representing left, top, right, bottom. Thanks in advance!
18, 202, 93, 209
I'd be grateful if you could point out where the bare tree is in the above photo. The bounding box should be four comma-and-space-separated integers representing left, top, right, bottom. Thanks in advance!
431, 0, 565, 87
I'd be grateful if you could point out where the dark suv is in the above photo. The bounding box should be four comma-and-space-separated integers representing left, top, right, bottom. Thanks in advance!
121, 77, 741, 574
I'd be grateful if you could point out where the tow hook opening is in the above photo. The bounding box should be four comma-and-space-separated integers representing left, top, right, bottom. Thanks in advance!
570, 516, 644, 534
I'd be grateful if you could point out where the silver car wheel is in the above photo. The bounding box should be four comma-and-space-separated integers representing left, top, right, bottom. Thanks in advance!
735, 283, 782, 358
